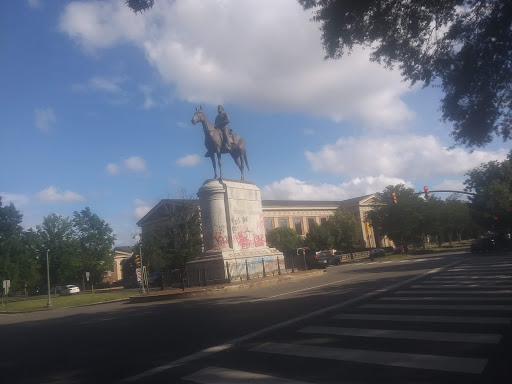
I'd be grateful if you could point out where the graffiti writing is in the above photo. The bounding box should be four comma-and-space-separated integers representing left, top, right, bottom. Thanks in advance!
214, 232, 229, 249
253, 234, 266, 247
234, 231, 252, 249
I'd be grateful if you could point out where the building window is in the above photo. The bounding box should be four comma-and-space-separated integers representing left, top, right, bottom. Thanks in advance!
320, 217, 327, 225
307, 218, 316, 230
294, 218, 303, 235
265, 218, 273, 232
279, 218, 287, 227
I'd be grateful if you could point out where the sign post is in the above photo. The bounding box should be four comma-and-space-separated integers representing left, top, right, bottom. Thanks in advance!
2, 280, 10, 311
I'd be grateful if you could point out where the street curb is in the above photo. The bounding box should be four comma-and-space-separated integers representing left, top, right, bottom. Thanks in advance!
129, 269, 327, 304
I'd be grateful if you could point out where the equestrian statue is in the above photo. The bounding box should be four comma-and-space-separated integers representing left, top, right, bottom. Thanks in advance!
191, 105, 249, 180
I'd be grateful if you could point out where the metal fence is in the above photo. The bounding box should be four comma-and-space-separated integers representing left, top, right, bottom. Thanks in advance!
158, 251, 371, 289
160, 255, 316, 289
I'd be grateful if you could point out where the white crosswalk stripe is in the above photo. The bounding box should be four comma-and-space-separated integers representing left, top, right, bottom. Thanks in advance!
180, 256, 512, 383
332, 313, 512, 324
183, 366, 311, 384
251, 342, 488, 374
298, 325, 502, 343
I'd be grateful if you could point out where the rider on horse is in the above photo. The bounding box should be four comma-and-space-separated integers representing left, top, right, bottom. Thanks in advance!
214, 105, 235, 152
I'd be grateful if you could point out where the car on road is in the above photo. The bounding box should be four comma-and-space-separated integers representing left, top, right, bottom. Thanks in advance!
283, 247, 327, 269
316, 251, 341, 266
60, 285, 80, 296
370, 248, 386, 259
471, 236, 496, 253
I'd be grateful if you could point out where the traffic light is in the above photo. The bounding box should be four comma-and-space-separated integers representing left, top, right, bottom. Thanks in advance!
135, 254, 141, 267
424, 186, 430, 199
391, 192, 397, 204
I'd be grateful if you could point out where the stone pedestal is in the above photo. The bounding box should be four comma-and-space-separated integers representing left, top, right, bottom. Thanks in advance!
185, 179, 282, 285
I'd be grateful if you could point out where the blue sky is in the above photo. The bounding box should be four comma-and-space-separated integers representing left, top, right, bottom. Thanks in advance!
1, 0, 509, 246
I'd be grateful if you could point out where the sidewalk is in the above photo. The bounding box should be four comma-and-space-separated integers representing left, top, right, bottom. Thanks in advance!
129, 268, 326, 303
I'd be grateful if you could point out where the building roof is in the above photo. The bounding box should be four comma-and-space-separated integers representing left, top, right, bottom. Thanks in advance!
114, 246, 132, 253
137, 195, 375, 227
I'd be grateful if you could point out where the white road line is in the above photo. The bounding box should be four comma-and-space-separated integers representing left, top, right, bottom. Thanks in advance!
436, 272, 512, 275
432, 275, 511, 279
411, 284, 512, 289
182, 366, 311, 384
332, 313, 512, 324
360, 303, 512, 311
420, 280, 511, 284
395, 290, 512, 295
251, 342, 488, 374
380, 296, 512, 301
249, 276, 361, 302
298, 325, 502, 343
119, 258, 464, 382
450, 267, 512, 271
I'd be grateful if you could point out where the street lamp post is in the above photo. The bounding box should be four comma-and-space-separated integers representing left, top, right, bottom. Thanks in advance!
46, 249, 52, 308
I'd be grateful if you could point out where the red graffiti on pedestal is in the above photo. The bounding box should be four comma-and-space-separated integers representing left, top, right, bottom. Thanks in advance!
214, 232, 229, 248
253, 234, 266, 247
234, 231, 252, 249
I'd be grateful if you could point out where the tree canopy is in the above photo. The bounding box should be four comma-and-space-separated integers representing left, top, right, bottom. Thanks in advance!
464, 151, 512, 229
266, 227, 303, 252
299, 0, 512, 148
139, 200, 202, 273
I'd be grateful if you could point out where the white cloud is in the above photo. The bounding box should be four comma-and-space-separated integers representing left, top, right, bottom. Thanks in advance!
262, 176, 413, 201
59, 0, 415, 130
37, 186, 84, 203
107, 156, 147, 175
34, 107, 56, 132
433, 179, 466, 192
134, 198, 152, 219
106, 163, 121, 175
176, 154, 201, 167
27, 0, 42, 9
124, 156, 147, 172
73, 76, 126, 93
305, 135, 509, 179
0, 192, 31, 208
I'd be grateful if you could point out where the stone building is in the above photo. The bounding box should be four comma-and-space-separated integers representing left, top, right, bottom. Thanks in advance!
103, 246, 132, 283
137, 194, 392, 249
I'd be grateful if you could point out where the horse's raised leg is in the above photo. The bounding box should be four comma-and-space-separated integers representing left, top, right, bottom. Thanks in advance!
217, 153, 223, 179
210, 155, 217, 179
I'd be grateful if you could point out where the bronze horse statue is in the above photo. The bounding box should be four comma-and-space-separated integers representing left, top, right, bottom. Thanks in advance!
191, 107, 249, 180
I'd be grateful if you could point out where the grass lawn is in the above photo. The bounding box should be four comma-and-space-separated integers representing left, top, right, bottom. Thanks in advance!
373, 253, 413, 263
0, 290, 134, 313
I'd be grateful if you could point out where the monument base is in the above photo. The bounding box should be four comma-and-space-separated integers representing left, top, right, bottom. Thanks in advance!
184, 178, 284, 287
185, 247, 284, 286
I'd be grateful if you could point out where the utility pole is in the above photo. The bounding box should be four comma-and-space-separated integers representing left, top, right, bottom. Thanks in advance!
46, 249, 52, 308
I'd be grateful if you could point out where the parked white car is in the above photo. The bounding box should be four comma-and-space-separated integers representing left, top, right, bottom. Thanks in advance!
60, 285, 80, 295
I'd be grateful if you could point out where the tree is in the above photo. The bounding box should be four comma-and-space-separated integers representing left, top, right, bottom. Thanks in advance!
326, 207, 364, 254
304, 222, 333, 251
37, 214, 79, 286
141, 200, 202, 273
266, 227, 303, 252
464, 151, 512, 230
0, 197, 26, 292
73, 207, 116, 291
299, 0, 512, 148
443, 197, 472, 243
126, 0, 155, 13
371, 184, 426, 246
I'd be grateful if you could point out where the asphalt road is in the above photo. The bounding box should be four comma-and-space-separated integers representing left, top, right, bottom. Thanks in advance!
1, 250, 510, 383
